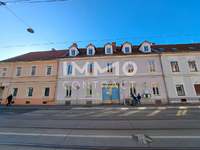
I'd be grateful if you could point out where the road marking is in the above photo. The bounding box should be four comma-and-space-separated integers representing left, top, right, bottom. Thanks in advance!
147, 110, 161, 117
119, 110, 141, 116
147, 107, 166, 117
176, 109, 188, 116
0, 132, 200, 140
92, 110, 121, 117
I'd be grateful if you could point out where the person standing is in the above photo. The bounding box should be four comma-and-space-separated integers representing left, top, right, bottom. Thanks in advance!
6, 94, 13, 106
137, 93, 141, 104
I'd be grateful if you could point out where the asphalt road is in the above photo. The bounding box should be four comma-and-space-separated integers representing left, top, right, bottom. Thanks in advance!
0, 105, 200, 150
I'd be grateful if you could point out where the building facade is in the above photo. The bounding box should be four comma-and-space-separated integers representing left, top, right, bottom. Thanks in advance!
0, 42, 200, 105
56, 42, 168, 105
0, 50, 66, 105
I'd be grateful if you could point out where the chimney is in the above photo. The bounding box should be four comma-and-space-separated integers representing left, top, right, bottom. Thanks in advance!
112, 42, 116, 51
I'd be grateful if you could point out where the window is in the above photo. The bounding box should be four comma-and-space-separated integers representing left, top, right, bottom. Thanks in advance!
125, 47, 130, 53
86, 84, 92, 97
2, 68, 7, 76
71, 49, 76, 56
13, 88, 18, 97
88, 48, 93, 55
47, 66, 52, 75
67, 64, 73, 75
88, 63, 93, 74
176, 84, 185, 96
152, 85, 160, 96
16, 67, 22, 76
171, 61, 180, 72
194, 84, 200, 96
105, 47, 112, 54
144, 46, 149, 52
107, 63, 113, 73
65, 85, 72, 97
188, 61, 198, 72
130, 83, 136, 96
28, 87, 33, 97
44, 87, 50, 97
31, 66, 36, 76
128, 64, 134, 73
149, 60, 156, 72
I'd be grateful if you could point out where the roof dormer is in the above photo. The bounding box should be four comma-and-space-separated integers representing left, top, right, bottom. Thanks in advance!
122, 42, 132, 54
104, 43, 113, 55
69, 43, 79, 57
139, 41, 152, 53
86, 44, 95, 56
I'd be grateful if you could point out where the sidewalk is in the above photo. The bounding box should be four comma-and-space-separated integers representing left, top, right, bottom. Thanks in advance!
0, 103, 200, 111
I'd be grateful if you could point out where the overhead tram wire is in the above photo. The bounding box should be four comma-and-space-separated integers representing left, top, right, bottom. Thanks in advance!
4, 0, 70, 4
0, 0, 35, 33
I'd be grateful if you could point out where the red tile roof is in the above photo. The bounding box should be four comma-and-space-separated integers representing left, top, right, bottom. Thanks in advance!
1, 43, 200, 62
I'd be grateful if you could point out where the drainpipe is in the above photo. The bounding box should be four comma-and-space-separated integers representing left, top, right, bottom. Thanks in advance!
158, 53, 170, 104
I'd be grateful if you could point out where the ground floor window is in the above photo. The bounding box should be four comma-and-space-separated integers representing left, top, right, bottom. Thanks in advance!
130, 83, 136, 96
13, 88, 18, 97
194, 84, 200, 96
152, 84, 160, 96
44, 87, 50, 97
66, 85, 72, 97
28, 87, 33, 97
86, 84, 92, 97
176, 84, 185, 96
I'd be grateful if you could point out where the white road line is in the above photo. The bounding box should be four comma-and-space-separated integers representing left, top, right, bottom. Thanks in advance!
176, 109, 188, 116
92, 110, 121, 117
151, 136, 200, 139
147, 110, 161, 117
119, 110, 141, 116
0, 132, 200, 139
147, 107, 166, 117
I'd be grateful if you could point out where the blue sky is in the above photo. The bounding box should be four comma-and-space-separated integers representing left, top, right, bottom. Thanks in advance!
0, 0, 200, 60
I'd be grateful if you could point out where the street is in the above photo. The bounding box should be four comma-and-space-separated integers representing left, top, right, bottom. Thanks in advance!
0, 105, 200, 149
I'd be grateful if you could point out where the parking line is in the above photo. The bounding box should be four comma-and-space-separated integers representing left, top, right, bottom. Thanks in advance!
147, 110, 161, 117
119, 110, 141, 116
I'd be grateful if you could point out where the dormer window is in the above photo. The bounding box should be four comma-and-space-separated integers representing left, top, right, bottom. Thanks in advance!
122, 42, 132, 54
69, 43, 79, 57
125, 47, 130, 53
144, 46, 149, 52
106, 47, 112, 54
88, 49, 93, 55
71, 49, 76, 56
139, 41, 152, 53
105, 44, 113, 55
87, 44, 95, 56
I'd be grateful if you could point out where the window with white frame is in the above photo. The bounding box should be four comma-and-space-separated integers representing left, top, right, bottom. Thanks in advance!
149, 60, 156, 72
188, 61, 198, 72
13, 88, 18, 97
86, 83, 92, 97
107, 63, 113, 73
125, 47, 130, 53
70, 49, 76, 56
87, 48, 94, 56
65, 85, 72, 97
28, 87, 33, 97
44, 87, 50, 97
130, 83, 136, 96
128, 63, 134, 73
88, 63, 93, 74
171, 61, 180, 72
16, 67, 22, 76
152, 84, 160, 96
31, 66, 36, 76
105, 45, 113, 55
144, 46, 149, 52
46, 66, 52, 75
176, 84, 185, 96
67, 64, 73, 75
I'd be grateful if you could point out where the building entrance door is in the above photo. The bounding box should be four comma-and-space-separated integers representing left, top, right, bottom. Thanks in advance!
102, 83, 120, 104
